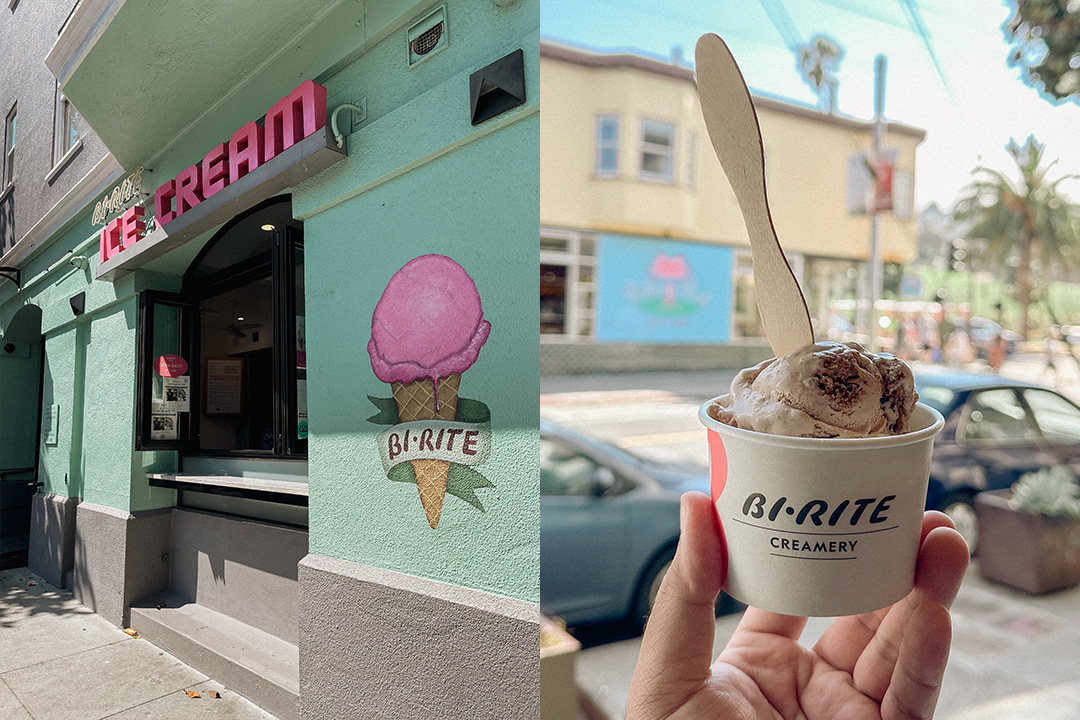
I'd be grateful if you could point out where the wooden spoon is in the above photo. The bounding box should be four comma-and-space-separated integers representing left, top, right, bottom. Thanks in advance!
695, 33, 814, 358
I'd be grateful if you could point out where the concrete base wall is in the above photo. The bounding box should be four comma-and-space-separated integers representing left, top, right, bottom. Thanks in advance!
27, 492, 77, 588
169, 509, 307, 644
72, 502, 172, 627
540, 340, 773, 376
298, 554, 540, 720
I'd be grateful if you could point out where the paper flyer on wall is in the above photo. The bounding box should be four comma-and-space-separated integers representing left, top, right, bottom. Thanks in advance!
151, 412, 178, 441
159, 376, 190, 413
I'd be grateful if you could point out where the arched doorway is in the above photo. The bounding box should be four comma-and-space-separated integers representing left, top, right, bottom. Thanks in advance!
0, 304, 44, 565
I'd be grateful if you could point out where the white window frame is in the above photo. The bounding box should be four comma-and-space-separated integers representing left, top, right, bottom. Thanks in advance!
595, 115, 620, 178
686, 130, 697, 189
540, 228, 598, 342
3, 104, 15, 190
47, 86, 82, 181
639, 119, 675, 183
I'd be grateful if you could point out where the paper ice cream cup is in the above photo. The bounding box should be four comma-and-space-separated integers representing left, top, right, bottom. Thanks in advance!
698, 399, 944, 617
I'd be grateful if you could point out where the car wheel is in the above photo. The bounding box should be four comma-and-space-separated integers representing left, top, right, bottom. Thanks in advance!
941, 491, 979, 553
631, 545, 676, 630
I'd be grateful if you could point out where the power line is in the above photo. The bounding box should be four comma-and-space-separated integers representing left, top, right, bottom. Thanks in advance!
895, 0, 955, 102
758, 0, 804, 52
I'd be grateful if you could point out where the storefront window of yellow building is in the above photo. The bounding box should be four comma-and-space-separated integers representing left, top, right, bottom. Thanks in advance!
640, 119, 674, 182
733, 250, 764, 338
596, 115, 619, 177
540, 229, 597, 339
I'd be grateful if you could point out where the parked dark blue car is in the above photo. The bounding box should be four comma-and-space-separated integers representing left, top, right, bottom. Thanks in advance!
916, 371, 1080, 551
540, 418, 732, 628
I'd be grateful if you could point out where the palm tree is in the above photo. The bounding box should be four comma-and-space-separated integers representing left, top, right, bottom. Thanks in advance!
797, 34, 843, 113
952, 135, 1080, 338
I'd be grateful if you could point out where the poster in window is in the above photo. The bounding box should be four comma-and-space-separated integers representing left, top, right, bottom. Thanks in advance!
204, 357, 243, 415
157, 376, 190, 413
151, 412, 178, 441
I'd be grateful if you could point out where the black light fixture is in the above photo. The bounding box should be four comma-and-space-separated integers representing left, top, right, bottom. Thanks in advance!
470, 49, 526, 126
70, 292, 86, 316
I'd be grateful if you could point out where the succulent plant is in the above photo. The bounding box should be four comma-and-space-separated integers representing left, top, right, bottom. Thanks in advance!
1010, 466, 1080, 518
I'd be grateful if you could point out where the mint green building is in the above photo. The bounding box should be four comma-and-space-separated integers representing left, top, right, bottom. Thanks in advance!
0, 2, 539, 718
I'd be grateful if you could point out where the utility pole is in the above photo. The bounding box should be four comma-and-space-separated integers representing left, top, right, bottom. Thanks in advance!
867, 54, 886, 352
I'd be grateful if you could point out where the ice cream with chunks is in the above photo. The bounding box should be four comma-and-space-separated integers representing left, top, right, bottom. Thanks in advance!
707, 341, 918, 438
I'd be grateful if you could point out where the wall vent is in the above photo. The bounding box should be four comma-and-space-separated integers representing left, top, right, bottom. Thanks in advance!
408, 6, 447, 66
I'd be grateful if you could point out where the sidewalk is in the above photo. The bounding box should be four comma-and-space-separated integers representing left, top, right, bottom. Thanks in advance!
0, 567, 278, 720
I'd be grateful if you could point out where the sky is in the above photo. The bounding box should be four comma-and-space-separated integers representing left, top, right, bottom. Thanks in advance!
541, 0, 1080, 212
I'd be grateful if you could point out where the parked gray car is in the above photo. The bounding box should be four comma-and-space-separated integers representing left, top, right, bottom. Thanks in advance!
540, 418, 739, 628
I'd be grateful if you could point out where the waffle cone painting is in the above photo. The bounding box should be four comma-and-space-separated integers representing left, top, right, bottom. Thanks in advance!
367, 255, 494, 528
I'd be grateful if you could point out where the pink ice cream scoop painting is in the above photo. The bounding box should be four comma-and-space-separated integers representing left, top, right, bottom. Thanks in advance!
367, 255, 494, 529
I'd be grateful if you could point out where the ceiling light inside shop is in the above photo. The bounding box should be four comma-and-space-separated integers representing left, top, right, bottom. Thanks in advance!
261, 224, 275, 231
237, 316, 245, 321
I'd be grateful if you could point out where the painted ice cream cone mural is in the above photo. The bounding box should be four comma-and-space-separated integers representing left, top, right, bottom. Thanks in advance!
367, 255, 493, 528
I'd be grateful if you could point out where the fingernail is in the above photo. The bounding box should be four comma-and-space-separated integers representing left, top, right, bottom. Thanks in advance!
680, 494, 689, 532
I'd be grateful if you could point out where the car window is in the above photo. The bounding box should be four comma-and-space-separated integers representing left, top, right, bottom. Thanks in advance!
960, 389, 1038, 443
916, 385, 954, 414
541, 438, 602, 496
1023, 389, 1080, 444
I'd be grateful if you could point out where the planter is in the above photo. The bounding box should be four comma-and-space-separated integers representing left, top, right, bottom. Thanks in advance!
540, 615, 582, 720
975, 489, 1080, 594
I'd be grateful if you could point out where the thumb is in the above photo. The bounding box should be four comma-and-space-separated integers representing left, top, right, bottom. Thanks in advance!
627, 491, 725, 719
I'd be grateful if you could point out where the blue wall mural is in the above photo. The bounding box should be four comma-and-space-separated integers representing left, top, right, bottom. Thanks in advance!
596, 233, 733, 343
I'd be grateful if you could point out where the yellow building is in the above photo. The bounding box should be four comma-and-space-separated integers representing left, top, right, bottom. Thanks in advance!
540, 41, 925, 370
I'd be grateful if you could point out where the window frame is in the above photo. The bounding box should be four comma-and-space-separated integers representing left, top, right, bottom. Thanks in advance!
135, 291, 196, 451
595, 115, 620, 178
51, 85, 82, 172
3, 104, 15, 188
136, 196, 306, 458
639, 118, 675, 183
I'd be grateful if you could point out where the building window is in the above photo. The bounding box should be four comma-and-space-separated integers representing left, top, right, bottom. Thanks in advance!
540, 229, 597, 339
53, 86, 81, 164
136, 196, 307, 456
640, 120, 674, 182
3, 105, 15, 187
595, 115, 619, 177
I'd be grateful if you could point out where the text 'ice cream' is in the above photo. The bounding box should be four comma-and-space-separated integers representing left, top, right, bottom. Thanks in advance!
368, 254, 491, 527
707, 341, 918, 438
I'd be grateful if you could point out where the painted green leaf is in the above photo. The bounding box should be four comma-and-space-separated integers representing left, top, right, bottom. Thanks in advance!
446, 465, 494, 512
367, 395, 400, 425
456, 398, 491, 424
388, 462, 416, 484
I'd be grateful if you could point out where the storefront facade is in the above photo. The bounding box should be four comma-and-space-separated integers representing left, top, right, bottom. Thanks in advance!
1, 2, 539, 718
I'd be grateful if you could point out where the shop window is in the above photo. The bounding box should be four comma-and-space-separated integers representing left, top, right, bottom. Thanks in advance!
540, 230, 597, 339
595, 115, 619, 177
541, 264, 567, 334
3, 104, 15, 188
640, 120, 674, 182
136, 196, 306, 456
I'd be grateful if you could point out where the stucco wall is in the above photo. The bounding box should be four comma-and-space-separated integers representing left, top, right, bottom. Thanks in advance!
0, 0, 110, 255
295, 0, 539, 604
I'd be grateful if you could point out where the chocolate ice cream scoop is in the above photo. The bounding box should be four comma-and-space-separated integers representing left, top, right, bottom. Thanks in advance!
708, 341, 918, 438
